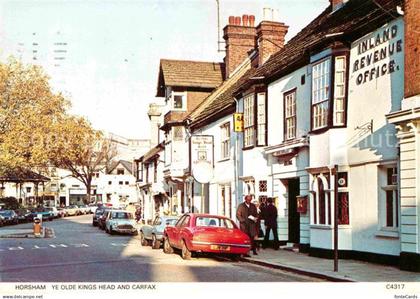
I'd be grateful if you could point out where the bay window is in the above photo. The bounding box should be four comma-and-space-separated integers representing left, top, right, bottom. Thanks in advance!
256, 92, 267, 146
312, 58, 330, 130
311, 52, 348, 131
244, 94, 255, 147
334, 56, 346, 126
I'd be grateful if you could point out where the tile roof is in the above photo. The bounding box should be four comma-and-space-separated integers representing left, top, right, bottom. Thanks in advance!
156, 59, 225, 97
189, 55, 258, 129
142, 143, 164, 163
109, 160, 134, 175
0, 168, 50, 182
244, 0, 403, 87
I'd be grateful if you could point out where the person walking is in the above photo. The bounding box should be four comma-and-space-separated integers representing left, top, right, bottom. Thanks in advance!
236, 194, 259, 255
263, 197, 279, 250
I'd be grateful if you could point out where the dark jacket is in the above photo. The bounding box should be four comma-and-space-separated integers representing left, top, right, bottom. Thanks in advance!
264, 203, 278, 228
236, 202, 258, 238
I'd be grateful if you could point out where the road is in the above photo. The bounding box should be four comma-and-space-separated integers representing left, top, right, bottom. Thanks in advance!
0, 215, 324, 282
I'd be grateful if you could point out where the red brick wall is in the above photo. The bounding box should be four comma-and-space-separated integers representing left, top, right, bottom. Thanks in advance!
223, 25, 257, 77
404, 0, 420, 98
256, 21, 288, 66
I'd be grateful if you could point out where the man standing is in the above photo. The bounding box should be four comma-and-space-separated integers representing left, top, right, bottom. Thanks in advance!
236, 194, 258, 255
263, 197, 279, 250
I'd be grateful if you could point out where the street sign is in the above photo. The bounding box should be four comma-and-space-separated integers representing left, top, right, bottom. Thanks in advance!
233, 113, 244, 132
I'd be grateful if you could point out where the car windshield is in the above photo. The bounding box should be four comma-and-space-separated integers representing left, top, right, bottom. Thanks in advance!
166, 219, 178, 226
112, 212, 132, 219
195, 217, 235, 229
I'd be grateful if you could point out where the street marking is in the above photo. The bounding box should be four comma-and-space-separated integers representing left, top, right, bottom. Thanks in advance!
111, 243, 129, 247
33, 245, 48, 249
8, 246, 24, 251
49, 244, 68, 248
71, 243, 90, 248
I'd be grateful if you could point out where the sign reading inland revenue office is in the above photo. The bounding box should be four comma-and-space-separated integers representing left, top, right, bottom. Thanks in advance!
190, 135, 214, 184
352, 20, 403, 85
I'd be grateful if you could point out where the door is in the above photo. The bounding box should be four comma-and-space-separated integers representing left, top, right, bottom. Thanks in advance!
288, 178, 300, 244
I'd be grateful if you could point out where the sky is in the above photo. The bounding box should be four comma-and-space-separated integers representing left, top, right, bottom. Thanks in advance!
0, 0, 328, 140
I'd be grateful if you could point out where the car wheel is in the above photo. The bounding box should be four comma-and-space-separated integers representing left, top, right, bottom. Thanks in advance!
163, 237, 174, 254
140, 232, 149, 246
151, 235, 161, 249
230, 254, 241, 262
110, 227, 115, 235
181, 240, 192, 260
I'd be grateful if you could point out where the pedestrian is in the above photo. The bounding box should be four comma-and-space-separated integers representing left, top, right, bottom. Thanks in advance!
263, 197, 279, 250
236, 194, 259, 255
135, 206, 142, 223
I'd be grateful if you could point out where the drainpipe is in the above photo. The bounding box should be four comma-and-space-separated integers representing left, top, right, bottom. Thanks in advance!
234, 97, 240, 215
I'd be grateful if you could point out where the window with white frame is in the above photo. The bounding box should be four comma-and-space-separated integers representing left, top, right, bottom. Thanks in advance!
220, 122, 230, 160
284, 90, 297, 140
312, 58, 330, 130
172, 92, 186, 110
256, 92, 267, 146
244, 94, 255, 147
380, 166, 399, 229
312, 174, 331, 225
334, 56, 346, 126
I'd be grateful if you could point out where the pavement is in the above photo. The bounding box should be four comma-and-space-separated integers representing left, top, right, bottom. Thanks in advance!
241, 247, 420, 282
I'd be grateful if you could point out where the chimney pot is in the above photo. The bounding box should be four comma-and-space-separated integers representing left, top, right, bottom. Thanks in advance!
235, 16, 241, 26
249, 15, 255, 27
242, 15, 249, 27
228, 16, 235, 25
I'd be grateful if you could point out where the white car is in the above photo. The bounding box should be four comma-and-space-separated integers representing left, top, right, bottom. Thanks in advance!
45, 207, 59, 218
105, 210, 138, 235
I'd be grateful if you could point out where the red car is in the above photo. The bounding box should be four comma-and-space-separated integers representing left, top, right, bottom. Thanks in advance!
163, 213, 251, 260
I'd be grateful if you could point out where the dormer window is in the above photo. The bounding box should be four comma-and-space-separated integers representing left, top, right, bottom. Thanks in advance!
172, 92, 186, 111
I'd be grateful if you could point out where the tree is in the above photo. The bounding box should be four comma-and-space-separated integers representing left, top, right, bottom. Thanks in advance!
0, 58, 69, 174
50, 117, 117, 203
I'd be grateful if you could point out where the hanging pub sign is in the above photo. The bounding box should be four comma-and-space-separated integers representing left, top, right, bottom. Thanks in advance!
296, 195, 308, 214
190, 135, 214, 184
233, 113, 244, 132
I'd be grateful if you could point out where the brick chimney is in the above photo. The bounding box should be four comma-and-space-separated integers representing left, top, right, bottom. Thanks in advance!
404, 0, 420, 99
256, 20, 288, 66
331, 0, 349, 12
223, 15, 257, 77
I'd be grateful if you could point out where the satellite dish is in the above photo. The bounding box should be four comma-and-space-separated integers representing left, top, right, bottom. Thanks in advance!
192, 162, 214, 184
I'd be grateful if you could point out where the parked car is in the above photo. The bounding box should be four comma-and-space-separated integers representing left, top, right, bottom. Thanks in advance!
0, 210, 19, 225
44, 207, 59, 218
92, 207, 105, 226
65, 205, 80, 216
163, 213, 251, 260
29, 208, 54, 221
88, 203, 99, 214
78, 205, 90, 214
98, 208, 113, 230
0, 215, 4, 226
105, 210, 138, 235
57, 207, 68, 217
140, 216, 178, 249
15, 209, 32, 223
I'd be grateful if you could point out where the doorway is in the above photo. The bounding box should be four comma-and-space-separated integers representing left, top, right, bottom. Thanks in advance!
288, 178, 300, 244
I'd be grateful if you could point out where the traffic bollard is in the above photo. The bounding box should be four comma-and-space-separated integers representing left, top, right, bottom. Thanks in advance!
33, 217, 42, 237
